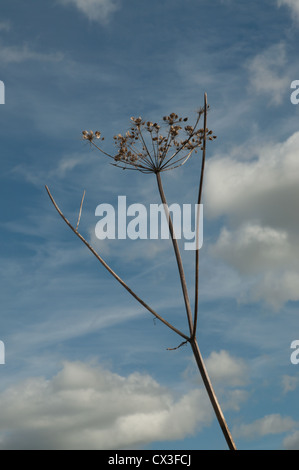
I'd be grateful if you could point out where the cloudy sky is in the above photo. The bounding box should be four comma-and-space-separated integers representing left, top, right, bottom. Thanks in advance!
0, 0, 299, 450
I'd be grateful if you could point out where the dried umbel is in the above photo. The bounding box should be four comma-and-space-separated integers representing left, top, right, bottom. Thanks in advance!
82, 108, 216, 173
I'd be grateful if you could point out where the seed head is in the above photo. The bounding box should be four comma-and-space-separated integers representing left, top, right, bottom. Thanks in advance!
82, 105, 216, 173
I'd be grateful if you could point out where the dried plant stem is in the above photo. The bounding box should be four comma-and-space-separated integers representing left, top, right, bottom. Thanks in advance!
190, 337, 237, 450
193, 93, 208, 340
76, 190, 86, 231
155, 171, 194, 336
45, 185, 189, 342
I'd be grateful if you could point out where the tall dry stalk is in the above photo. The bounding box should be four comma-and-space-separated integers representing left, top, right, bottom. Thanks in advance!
46, 93, 236, 450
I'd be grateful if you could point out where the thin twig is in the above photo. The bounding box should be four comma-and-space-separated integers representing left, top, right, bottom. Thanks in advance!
166, 340, 188, 351
76, 190, 86, 231
45, 185, 189, 342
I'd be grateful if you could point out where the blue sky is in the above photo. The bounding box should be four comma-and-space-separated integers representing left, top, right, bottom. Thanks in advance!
1, 0, 299, 450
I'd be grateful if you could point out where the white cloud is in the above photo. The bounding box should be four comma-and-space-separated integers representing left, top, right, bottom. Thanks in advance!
235, 414, 297, 440
278, 0, 299, 22
205, 131, 299, 225
58, 0, 120, 24
205, 131, 299, 308
246, 43, 289, 105
0, 360, 213, 449
205, 350, 249, 387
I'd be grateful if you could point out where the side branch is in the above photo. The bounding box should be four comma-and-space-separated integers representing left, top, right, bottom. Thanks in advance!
192, 92, 208, 340
166, 340, 188, 351
45, 185, 189, 342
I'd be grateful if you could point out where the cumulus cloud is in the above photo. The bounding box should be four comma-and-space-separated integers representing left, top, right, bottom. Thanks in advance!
234, 414, 297, 440
0, 361, 213, 450
211, 224, 292, 275
206, 131, 299, 308
246, 43, 289, 105
205, 131, 299, 225
58, 0, 120, 24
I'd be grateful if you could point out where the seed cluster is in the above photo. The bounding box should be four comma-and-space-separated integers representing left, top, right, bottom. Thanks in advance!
82, 108, 216, 173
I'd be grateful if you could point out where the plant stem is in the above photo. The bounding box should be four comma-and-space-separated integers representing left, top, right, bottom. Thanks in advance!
190, 337, 237, 450
193, 92, 208, 339
155, 171, 194, 336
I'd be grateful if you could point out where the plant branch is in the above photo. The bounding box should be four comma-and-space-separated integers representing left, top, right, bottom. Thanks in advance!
89, 140, 115, 159
192, 93, 208, 340
155, 172, 194, 336
45, 185, 189, 342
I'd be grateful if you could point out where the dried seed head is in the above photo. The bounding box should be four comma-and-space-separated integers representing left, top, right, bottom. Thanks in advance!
83, 105, 216, 173
82, 130, 94, 141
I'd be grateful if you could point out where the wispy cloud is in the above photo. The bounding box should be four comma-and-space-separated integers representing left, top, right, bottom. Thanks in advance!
0, 43, 63, 64
278, 0, 299, 23
58, 0, 120, 24
246, 43, 289, 105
